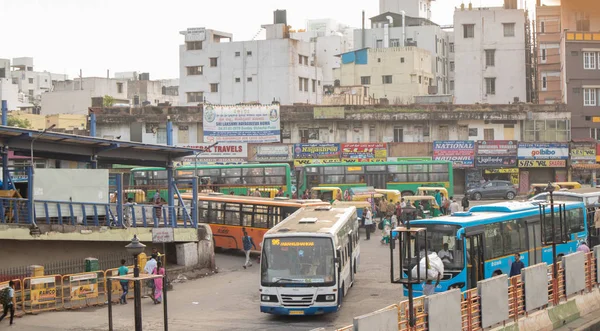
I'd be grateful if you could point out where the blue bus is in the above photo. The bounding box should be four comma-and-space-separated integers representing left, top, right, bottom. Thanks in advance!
401, 201, 587, 295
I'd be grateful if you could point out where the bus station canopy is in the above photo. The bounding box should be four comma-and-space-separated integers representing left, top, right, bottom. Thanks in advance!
0, 126, 196, 167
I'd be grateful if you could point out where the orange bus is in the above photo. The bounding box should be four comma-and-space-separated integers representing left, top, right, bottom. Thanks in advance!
180, 193, 329, 251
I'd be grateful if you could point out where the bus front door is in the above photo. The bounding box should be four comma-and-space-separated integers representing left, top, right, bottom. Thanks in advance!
527, 221, 542, 265
466, 234, 484, 289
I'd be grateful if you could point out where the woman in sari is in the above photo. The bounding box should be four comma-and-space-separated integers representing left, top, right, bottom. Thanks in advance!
153, 261, 165, 304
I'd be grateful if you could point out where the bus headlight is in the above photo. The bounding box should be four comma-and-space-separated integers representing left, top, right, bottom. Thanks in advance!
261, 295, 278, 302
316, 294, 336, 302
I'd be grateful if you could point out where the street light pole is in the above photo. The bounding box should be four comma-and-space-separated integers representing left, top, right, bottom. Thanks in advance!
125, 235, 146, 331
29, 124, 55, 227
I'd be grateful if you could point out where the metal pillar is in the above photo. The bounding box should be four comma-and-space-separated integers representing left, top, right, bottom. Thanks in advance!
1, 100, 7, 126
166, 118, 173, 146
133, 254, 142, 331
90, 155, 98, 169
89, 113, 97, 137
167, 163, 175, 227
191, 177, 198, 227
27, 165, 34, 224
116, 173, 123, 227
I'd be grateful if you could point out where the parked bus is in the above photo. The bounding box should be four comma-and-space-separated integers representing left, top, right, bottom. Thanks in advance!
130, 163, 293, 200
179, 193, 329, 251
260, 205, 359, 315
296, 160, 453, 197
401, 201, 587, 295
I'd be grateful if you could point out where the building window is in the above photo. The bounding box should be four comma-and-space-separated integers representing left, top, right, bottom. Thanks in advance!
28, 78, 33, 84
209, 57, 218, 67
541, 74, 548, 91
524, 120, 570, 142
393, 127, 403, 142
376, 40, 383, 48
235, 77, 241, 83
584, 88, 597, 106
247, 51, 253, 56
450, 80, 455, 91
503, 23, 515, 37
584, 52, 597, 70
210, 83, 219, 93
300, 128, 319, 143
450, 61, 455, 71
186, 66, 203, 75
591, 128, 600, 140
463, 24, 475, 38
485, 49, 495, 67
485, 78, 496, 95
186, 41, 202, 50
382, 75, 393, 84
484, 128, 495, 140
186, 91, 203, 103
312, 79, 316, 92
299, 55, 303, 64
369, 125, 376, 142
235, 51, 240, 57
360, 76, 371, 85
299, 77, 304, 92
390, 39, 400, 47
419, 76, 422, 84
400, 57, 405, 63
303, 78, 309, 92
28, 89, 34, 96
117, 82, 123, 93
540, 21, 545, 33
541, 48, 547, 63
576, 12, 590, 31
247, 77, 253, 82
449, 43, 455, 53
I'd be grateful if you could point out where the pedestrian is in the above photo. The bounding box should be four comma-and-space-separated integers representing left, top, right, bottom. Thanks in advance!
380, 216, 391, 245
153, 190, 161, 203
449, 197, 460, 214
364, 208, 373, 240
229, 191, 235, 195
434, 190, 442, 210
154, 198, 163, 222
302, 190, 309, 200
252, 188, 262, 197
400, 198, 406, 208
441, 196, 450, 215
386, 200, 395, 217
0, 280, 15, 326
390, 213, 398, 229
152, 247, 163, 264
242, 228, 257, 269
577, 241, 590, 253
462, 195, 470, 211
153, 261, 166, 304
118, 259, 129, 304
292, 191, 298, 199
509, 253, 525, 277
144, 254, 158, 300
124, 197, 136, 226
276, 187, 284, 197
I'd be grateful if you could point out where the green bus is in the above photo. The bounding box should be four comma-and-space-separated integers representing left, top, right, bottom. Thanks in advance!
130, 163, 293, 200
296, 160, 454, 197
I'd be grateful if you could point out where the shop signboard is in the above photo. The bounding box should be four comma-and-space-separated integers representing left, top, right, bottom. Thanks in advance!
570, 143, 596, 163
597, 144, 600, 163
476, 156, 517, 167
181, 143, 248, 164
248, 144, 293, 162
341, 143, 387, 162
202, 105, 281, 143
517, 143, 569, 160
293, 143, 340, 159
433, 140, 475, 168
476, 140, 518, 156
517, 160, 567, 168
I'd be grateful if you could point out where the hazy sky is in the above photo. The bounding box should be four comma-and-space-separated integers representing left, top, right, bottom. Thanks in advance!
0, 0, 551, 80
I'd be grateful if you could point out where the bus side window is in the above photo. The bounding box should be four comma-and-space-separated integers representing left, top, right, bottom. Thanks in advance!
241, 204, 253, 227
254, 205, 269, 228
568, 208, 584, 234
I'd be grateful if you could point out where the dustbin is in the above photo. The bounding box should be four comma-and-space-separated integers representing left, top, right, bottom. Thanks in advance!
84, 258, 99, 272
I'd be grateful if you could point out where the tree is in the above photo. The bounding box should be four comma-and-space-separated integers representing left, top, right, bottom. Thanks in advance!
7, 116, 31, 129
103, 95, 115, 107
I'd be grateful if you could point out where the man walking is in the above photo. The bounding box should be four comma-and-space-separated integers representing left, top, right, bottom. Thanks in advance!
242, 228, 257, 269
449, 197, 460, 214
462, 195, 470, 211
144, 254, 158, 299
118, 259, 129, 304
0, 280, 15, 326
364, 207, 373, 240
252, 188, 262, 197
509, 253, 525, 277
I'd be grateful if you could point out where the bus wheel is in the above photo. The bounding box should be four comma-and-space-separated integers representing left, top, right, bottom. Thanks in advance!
339, 284, 345, 306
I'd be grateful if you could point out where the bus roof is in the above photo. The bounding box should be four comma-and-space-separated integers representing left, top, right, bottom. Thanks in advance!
409, 201, 585, 228
267, 206, 356, 236
131, 163, 291, 171
179, 193, 328, 207
299, 160, 452, 167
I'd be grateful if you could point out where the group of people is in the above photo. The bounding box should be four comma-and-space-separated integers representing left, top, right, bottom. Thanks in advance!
117, 247, 166, 305
440, 195, 470, 215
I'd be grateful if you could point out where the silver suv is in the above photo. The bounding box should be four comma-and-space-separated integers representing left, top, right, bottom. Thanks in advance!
466, 180, 518, 200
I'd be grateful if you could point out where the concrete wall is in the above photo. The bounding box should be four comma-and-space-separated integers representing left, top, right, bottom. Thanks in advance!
426, 289, 462, 331
353, 306, 399, 331
454, 7, 527, 104
41, 89, 92, 115
522, 263, 549, 312
478, 274, 509, 328
563, 252, 586, 296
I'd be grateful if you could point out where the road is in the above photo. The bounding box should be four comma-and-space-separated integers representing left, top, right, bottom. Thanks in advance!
11, 199, 503, 331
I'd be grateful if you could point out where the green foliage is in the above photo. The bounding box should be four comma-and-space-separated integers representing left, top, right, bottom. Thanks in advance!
103, 95, 115, 107
7, 116, 31, 128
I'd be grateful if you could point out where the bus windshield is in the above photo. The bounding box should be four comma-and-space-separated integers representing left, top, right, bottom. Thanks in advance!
261, 236, 335, 286
422, 224, 464, 271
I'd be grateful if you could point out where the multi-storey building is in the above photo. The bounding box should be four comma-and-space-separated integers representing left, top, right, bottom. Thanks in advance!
333, 47, 433, 104
10, 57, 67, 107
454, 3, 527, 104
379, 0, 435, 20
535, 5, 562, 104
179, 11, 323, 106
353, 12, 449, 94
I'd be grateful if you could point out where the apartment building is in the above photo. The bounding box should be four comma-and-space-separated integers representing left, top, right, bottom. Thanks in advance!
536, 5, 562, 104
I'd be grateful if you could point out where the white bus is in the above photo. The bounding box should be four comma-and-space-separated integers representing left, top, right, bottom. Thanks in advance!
259, 205, 360, 315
